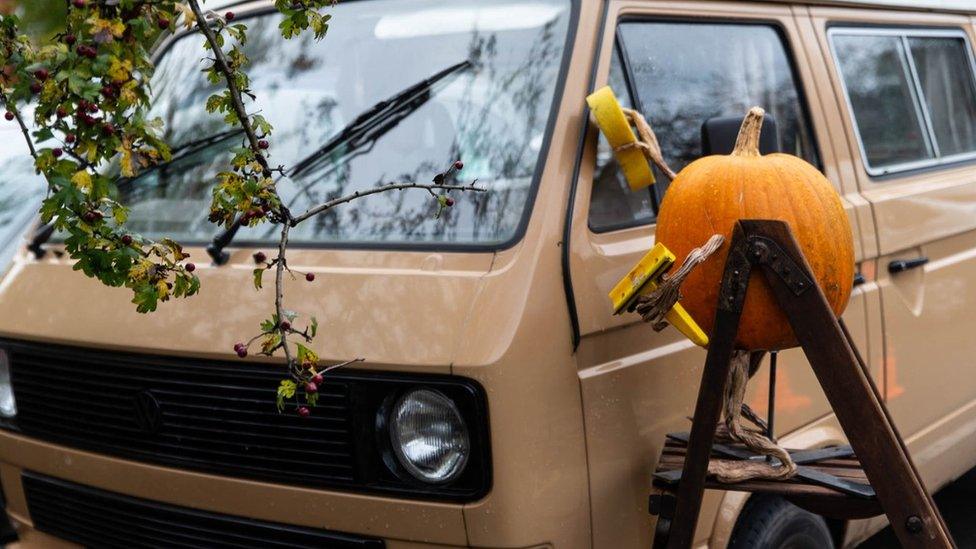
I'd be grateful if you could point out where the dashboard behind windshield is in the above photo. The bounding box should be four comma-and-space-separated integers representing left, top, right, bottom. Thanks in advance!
119, 0, 573, 248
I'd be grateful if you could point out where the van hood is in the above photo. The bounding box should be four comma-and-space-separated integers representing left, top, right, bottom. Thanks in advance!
0, 245, 496, 371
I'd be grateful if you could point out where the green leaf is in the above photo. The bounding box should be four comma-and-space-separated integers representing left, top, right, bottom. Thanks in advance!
252, 267, 264, 290
276, 379, 296, 412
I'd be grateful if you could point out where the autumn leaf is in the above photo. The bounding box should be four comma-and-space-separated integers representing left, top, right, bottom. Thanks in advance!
71, 170, 92, 191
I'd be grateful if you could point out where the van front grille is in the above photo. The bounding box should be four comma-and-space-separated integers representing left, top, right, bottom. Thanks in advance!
23, 472, 384, 548
5, 340, 358, 489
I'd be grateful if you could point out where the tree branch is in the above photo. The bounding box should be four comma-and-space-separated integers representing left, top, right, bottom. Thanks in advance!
186, 0, 272, 178
291, 183, 486, 225
274, 222, 294, 370
0, 89, 37, 160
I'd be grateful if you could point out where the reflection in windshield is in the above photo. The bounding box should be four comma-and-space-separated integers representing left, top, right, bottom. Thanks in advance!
120, 0, 571, 247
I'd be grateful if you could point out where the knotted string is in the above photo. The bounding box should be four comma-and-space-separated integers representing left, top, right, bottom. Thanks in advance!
635, 234, 725, 331
616, 108, 678, 181
708, 350, 798, 482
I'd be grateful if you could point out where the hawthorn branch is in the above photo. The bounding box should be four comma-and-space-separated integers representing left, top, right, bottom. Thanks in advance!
186, 0, 273, 179
274, 222, 294, 370
0, 90, 37, 160
291, 183, 486, 225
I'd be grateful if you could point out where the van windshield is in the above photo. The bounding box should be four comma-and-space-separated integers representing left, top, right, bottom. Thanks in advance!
119, 0, 572, 248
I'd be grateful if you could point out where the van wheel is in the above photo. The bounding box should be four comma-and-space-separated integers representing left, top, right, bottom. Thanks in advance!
728, 495, 834, 549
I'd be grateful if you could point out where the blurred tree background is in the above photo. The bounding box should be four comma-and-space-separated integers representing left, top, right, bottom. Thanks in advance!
3, 0, 66, 40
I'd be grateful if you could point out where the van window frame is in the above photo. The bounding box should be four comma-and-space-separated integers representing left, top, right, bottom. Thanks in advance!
139, 0, 581, 254
586, 16, 822, 235
827, 26, 976, 178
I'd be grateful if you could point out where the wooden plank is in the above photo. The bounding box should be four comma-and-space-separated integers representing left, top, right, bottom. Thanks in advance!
664, 224, 752, 549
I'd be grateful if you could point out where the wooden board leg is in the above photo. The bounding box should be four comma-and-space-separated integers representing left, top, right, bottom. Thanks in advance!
664, 226, 752, 549
740, 219, 955, 549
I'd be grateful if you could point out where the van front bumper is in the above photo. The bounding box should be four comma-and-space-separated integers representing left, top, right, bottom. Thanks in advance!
0, 430, 473, 548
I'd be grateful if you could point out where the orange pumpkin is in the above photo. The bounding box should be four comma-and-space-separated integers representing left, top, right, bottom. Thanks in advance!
655, 107, 854, 350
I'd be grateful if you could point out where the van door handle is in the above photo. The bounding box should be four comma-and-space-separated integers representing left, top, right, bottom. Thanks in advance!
888, 257, 929, 274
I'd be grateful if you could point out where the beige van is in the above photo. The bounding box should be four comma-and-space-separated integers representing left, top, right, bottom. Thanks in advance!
2, 0, 976, 547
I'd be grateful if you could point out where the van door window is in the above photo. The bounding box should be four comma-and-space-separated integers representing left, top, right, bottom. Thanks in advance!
830, 29, 976, 175
588, 21, 818, 232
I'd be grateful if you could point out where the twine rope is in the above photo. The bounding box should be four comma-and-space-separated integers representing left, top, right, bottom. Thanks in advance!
635, 234, 725, 332
708, 350, 798, 483
617, 108, 678, 181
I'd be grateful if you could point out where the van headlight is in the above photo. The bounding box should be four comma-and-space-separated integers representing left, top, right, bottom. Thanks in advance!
0, 350, 15, 418
389, 388, 470, 483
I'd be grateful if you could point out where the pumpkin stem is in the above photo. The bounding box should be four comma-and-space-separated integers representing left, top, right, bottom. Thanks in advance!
731, 107, 765, 157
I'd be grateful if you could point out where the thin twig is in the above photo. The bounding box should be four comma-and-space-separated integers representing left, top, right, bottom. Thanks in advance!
292, 183, 486, 225
0, 89, 37, 160
274, 222, 293, 369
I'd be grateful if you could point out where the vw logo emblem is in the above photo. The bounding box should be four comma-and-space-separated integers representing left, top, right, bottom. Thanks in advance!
133, 389, 163, 435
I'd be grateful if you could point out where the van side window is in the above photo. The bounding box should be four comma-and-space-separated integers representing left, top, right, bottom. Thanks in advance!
588, 21, 818, 233
830, 30, 976, 175
588, 48, 657, 232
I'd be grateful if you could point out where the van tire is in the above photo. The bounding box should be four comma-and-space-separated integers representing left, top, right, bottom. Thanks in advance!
728, 495, 834, 549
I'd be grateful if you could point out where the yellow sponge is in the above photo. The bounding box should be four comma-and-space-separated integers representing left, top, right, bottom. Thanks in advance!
609, 243, 709, 348
586, 86, 655, 191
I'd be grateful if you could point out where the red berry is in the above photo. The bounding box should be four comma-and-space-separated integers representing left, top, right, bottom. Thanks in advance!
65, 133, 76, 144
312, 374, 323, 385
257, 140, 269, 150
305, 272, 315, 282
445, 197, 455, 207
4, 112, 13, 121
56, 107, 67, 118
253, 251, 267, 264
297, 406, 310, 417
87, 102, 98, 113
185, 263, 196, 272
280, 321, 291, 331
29, 81, 42, 94
52, 148, 63, 158
225, 11, 235, 20
236, 346, 247, 358
454, 160, 463, 170
102, 124, 115, 135
121, 234, 133, 245
305, 382, 318, 394
157, 18, 170, 30
65, 34, 76, 45
72, 0, 85, 8
82, 211, 98, 223
35, 69, 49, 81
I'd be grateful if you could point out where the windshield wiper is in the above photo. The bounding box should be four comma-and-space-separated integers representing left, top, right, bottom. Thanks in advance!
289, 59, 472, 179
27, 128, 247, 258
27, 221, 55, 259
206, 59, 473, 264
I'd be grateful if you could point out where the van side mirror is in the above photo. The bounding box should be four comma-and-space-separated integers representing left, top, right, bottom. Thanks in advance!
701, 114, 779, 156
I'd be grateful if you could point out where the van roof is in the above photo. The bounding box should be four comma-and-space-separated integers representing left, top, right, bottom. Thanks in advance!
201, 0, 976, 16
789, 0, 976, 13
